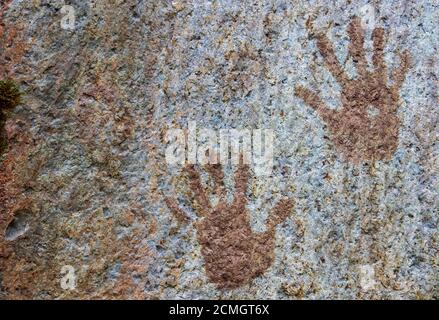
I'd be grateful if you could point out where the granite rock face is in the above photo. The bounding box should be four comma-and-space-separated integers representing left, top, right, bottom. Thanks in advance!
0, 0, 437, 299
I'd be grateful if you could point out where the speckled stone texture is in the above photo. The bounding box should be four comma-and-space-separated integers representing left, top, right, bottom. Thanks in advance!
0, 0, 437, 299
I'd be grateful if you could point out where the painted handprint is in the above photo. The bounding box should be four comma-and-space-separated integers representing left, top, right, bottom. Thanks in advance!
165, 160, 294, 290
296, 17, 411, 162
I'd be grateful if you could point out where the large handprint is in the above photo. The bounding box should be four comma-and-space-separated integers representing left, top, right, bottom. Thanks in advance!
296, 17, 411, 162
165, 160, 294, 290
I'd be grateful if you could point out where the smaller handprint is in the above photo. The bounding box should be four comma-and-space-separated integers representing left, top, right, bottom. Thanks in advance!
165, 160, 294, 290
295, 17, 411, 162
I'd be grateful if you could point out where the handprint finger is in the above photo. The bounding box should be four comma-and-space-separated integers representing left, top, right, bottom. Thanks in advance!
266, 198, 294, 231
295, 85, 336, 123
347, 17, 368, 78
233, 155, 250, 205
185, 165, 211, 216
205, 162, 226, 201
316, 33, 349, 87
392, 50, 411, 91
372, 27, 389, 86
164, 196, 190, 224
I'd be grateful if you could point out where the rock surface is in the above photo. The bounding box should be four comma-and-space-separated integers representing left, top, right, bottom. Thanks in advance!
0, 0, 437, 299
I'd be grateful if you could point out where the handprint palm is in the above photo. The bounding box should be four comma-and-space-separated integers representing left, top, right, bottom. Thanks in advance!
296, 17, 411, 162
165, 161, 294, 290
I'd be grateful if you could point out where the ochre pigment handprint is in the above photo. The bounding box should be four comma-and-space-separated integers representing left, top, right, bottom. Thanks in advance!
165, 160, 294, 290
296, 17, 411, 162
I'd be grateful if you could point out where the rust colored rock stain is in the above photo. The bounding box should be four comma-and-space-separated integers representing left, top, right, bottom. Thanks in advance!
296, 17, 411, 163
1, 1, 29, 245
0, 119, 32, 256
0, 0, 26, 79
165, 161, 294, 290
